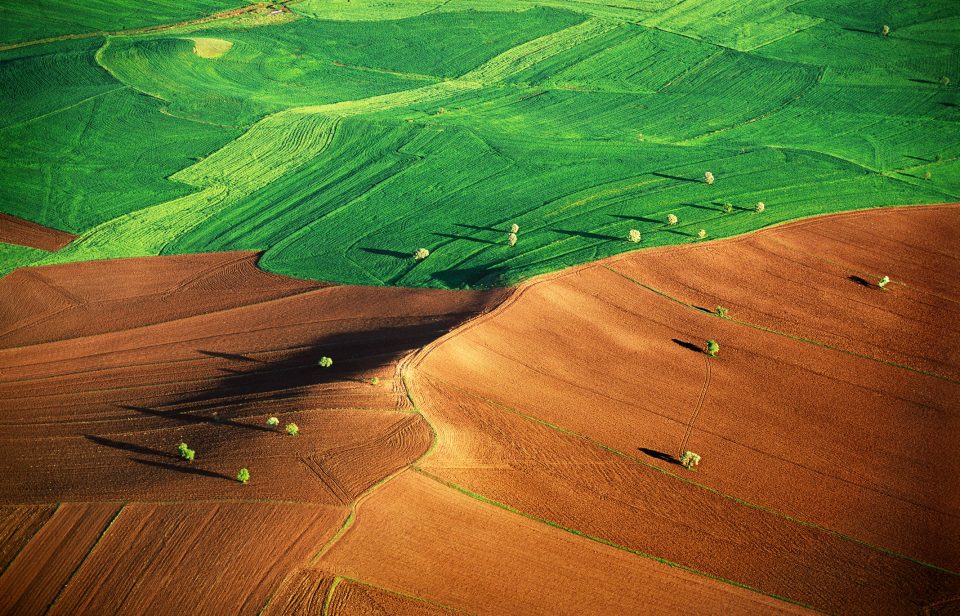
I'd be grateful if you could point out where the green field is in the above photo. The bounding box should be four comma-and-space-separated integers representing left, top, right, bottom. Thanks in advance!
3, 1, 958, 288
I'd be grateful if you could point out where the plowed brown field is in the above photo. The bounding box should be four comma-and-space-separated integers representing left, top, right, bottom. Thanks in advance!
0, 214, 74, 252
1, 205, 957, 614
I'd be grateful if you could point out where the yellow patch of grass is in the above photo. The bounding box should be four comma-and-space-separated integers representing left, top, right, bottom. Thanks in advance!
188, 37, 233, 59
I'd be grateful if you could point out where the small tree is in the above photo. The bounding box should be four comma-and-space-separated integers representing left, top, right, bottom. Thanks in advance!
318, 356, 333, 368
679, 451, 701, 470
881, 24, 890, 36
706, 340, 719, 357
716, 306, 728, 318
755, 201, 765, 213
923, 170, 932, 180
628, 229, 642, 243
667, 213, 678, 225
414, 248, 430, 261
942, 76, 952, 87
510, 223, 520, 234
696, 229, 707, 240
266, 416, 279, 427
286, 423, 300, 437
878, 275, 890, 289
370, 376, 380, 386
722, 202, 733, 214
704, 171, 715, 185
237, 468, 250, 484
177, 442, 195, 463
507, 232, 518, 247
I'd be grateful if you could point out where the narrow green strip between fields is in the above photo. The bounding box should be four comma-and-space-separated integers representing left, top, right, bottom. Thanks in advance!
411, 466, 824, 612
602, 264, 960, 385
420, 371, 960, 578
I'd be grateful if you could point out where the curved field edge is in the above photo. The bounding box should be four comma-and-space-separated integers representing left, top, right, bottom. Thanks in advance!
3, 2, 957, 289
391, 203, 960, 613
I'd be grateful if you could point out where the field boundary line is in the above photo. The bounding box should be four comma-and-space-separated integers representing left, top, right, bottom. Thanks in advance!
602, 264, 960, 385
46, 503, 125, 613
411, 466, 824, 613
417, 370, 960, 577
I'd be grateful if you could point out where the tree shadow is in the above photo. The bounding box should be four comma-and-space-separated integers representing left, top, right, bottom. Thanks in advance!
672, 338, 704, 354
841, 26, 880, 35
940, 101, 958, 108
432, 232, 499, 245
664, 228, 693, 238
848, 275, 873, 288
431, 264, 508, 289
652, 172, 700, 183
85, 435, 178, 459
359, 247, 411, 259
681, 202, 718, 212
198, 350, 260, 363
455, 223, 503, 233
903, 155, 932, 163
121, 405, 278, 432
552, 229, 621, 241
609, 214, 662, 225
908, 78, 940, 85
639, 448, 680, 466
130, 458, 233, 481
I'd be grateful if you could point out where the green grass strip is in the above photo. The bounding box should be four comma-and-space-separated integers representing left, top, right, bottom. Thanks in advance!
602, 264, 960, 385
412, 467, 824, 612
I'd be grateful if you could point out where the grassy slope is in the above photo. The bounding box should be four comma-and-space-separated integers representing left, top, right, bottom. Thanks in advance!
0, 0, 242, 45
4, 1, 960, 287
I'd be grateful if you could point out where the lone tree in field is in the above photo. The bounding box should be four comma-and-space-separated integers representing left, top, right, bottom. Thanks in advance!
706, 340, 720, 357
414, 248, 430, 261
510, 223, 520, 234
318, 356, 333, 368
942, 76, 952, 87
667, 213, 678, 225
878, 275, 891, 289
697, 229, 707, 240
680, 451, 701, 470
755, 201, 765, 213
722, 202, 733, 214
508, 232, 518, 247
237, 468, 250, 484
266, 417, 279, 427
370, 376, 380, 386
177, 442, 195, 463
923, 170, 932, 180
881, 24, 890, 36
628, 229, 642, 243
286, 422, 300, 437
716, 306, 729, 318
704, 171, 715, 185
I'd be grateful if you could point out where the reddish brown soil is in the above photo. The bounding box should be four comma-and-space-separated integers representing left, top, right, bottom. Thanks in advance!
0, 251, 505, 614
0, 214, 74, 251
262, 569, 334, 616
613, 204, 960, 381
0, 503, 120, 615
0, 505, 55, 571
47, 502, 343, 614
403, 205, 960, 614
327, 578, 464, 616
318, 470, 807, 615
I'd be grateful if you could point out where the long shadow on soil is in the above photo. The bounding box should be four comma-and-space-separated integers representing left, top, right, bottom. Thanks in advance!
639, 448, 680, 466
131, 458, 234, 481
89, 306, 503, 484
672, 338, 704, 354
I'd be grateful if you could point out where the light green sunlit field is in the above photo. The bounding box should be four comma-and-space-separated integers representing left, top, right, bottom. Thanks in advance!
1, 0, 958, 286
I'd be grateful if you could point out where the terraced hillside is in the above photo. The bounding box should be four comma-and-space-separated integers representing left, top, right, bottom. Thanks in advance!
2, 0, 957, 288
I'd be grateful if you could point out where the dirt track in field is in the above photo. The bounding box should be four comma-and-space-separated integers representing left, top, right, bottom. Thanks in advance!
0, 214, 74, 252
1, 205, 958, 614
